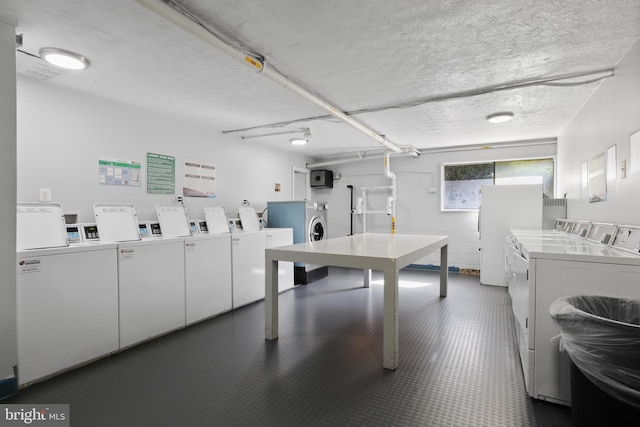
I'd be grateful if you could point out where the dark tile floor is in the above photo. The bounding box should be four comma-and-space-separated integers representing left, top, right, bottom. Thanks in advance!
5, 267, 571, 426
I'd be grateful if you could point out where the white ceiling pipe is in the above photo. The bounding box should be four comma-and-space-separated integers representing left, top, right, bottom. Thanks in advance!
307, 138, 555, 168
307, 150, 418, 168
384, 152, 397, 226
134, 0, 402, 153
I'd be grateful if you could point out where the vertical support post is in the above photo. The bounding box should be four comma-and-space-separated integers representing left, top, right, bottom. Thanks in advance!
383, 268, 399, 370
440, 244, 448, 297
265, 255, 279, 340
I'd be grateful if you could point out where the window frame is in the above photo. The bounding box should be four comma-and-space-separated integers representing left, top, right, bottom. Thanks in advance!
440, 156, 556, 212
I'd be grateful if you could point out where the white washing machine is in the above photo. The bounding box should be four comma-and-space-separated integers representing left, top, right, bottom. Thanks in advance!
166, 205, 233, 325
94, 204, 185, 349
185, 232, 232, 323
266, 201, 328, 284
231, 206, 266, 308
16, 203, 119, 385
266, 228, 294, 292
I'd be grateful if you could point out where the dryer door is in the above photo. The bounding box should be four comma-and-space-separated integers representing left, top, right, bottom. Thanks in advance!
308, 215, 327, 241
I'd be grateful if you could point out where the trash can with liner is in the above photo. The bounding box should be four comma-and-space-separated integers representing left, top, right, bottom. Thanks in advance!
550, 295, 640, 426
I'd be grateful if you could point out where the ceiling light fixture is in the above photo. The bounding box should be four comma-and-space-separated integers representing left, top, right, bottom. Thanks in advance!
39, 47, 90, 70
290, 138, 307, 146
486, 112, 514, 124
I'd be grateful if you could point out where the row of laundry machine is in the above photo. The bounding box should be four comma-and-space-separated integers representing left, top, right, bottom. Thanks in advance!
15, 202, 293, 386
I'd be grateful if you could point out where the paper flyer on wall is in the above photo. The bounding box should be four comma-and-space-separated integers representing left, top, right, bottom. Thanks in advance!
98, 158, 141, 187
183, 161, 216, 197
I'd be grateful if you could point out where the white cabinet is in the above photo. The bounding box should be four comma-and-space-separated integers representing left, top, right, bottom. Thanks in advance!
479, 184, 542, 286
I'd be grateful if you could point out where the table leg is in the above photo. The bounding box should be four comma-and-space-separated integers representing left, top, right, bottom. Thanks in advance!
383, 268, 399, 370
440, 244, 448, 297
265, 258, 279, 340
363, 269, 371, 288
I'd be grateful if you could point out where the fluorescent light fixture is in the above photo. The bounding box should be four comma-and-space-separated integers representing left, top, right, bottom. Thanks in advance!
39, 47, 90, 70
486, 112, 514, 123
290, 138, 307, 146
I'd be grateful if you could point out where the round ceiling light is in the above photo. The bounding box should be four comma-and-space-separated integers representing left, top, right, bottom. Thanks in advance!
486, 112, 514, 123
39, 47, 90, 70
290, 138, 307, 146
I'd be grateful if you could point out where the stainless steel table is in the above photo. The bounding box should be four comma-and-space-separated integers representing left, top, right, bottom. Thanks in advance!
265, 233, 449, 370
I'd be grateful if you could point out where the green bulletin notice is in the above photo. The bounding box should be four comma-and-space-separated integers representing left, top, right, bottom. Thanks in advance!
146, 152, 175, 194
98, 159, 142, 187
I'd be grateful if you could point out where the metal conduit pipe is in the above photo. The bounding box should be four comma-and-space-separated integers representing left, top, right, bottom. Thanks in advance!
134, 0, 402, 153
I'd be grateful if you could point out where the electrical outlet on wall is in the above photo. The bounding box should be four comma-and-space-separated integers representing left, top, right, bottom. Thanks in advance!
39, 188, 52, 202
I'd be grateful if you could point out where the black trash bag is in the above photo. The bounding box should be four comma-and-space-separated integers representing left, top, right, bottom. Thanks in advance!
550, 295, 640, 409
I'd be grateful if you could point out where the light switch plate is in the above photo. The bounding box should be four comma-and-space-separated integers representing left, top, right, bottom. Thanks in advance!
39, 188, 52, 202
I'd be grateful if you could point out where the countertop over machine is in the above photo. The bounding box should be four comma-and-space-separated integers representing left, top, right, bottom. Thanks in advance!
264, 233, 449, 370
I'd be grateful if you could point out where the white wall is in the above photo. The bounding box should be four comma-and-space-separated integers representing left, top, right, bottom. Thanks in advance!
311, 142, 556, 270
0, 18, 17, 392
17, 76, 307, 223
558, 38, 640, 222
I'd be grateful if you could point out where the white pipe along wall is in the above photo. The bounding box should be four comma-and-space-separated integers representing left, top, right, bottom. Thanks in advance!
134, 0, 403, 154
357, 152, 397, 234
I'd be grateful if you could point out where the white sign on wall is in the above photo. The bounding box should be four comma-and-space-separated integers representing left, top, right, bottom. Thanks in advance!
183, 161, 216, 198
98, 159, 141, 187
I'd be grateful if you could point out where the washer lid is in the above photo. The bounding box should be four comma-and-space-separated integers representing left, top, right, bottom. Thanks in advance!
203, 206, 231, 234
94, 203, 140, 242
157, 204, 191, 237
239, 206, 261, 232
16, 202, 68, 250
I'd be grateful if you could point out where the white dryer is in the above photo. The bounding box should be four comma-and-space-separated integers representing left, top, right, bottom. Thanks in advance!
16, 203, 119, 386
508, 226, 640, 405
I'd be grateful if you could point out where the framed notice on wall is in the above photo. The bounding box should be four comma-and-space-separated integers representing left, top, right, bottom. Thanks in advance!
183, 161, 217, 198
98, 158, 141, 187
146, 152, 175, 194
588, 151, 607, 203
630, 129, 640, 176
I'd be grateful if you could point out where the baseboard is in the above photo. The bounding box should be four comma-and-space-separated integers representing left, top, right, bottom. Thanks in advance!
0, 376, 17, 401
406, 264, 465, 273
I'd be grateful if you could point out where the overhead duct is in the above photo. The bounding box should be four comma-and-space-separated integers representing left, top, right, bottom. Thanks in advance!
134, 0, 402, 154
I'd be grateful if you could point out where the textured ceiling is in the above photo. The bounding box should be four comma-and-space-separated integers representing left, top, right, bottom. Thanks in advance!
4, 0, 640, 160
